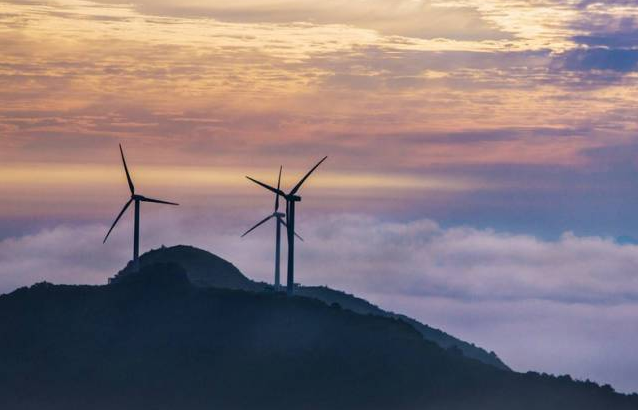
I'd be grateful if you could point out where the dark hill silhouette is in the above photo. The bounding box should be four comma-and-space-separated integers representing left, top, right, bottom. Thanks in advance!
112, 245, 261, 291
1, 263, 636, 410
294, 285, 508, 369
111, 245, 508, 370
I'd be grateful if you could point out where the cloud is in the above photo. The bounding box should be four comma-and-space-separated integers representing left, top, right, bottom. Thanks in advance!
3, 203, 638, 308
1, 213, 638, 392
4, 212, 638, 303
91, 0, 511, 41
0, 224, 128, 292
297, 214, 638, 304
563, 13, 638, 73
3, 0, 638, 175
560, 4, 638, 74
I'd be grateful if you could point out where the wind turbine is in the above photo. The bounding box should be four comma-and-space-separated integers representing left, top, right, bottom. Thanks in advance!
103, 144, 179, 269
241, 166, 303, 291
246, 156, 327, 295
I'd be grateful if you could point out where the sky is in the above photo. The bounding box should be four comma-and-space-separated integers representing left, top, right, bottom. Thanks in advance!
1, 0, 638, 393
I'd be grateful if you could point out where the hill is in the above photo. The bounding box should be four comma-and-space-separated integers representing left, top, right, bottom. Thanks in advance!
111, 245, 261, 291
1, 263, 636, 410
112, 245, 508, 369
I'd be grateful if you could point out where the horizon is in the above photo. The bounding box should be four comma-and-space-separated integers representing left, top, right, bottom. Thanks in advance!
2, 0, 638, 396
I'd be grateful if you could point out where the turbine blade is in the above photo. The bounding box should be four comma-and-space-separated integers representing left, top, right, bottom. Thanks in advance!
241, 214, 275, 237
290, 156, 328, 195
246, 176, 286, 197
275, 165, 282, 211
103, 199, 132, 243
141, 197, 179, 206
119, 144, 135, 195
280, 219, 304, 242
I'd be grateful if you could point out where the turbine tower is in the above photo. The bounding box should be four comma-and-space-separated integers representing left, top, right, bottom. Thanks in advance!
103, 144, 179, 269
246, 156, 327, 295
241, 166, 303, 291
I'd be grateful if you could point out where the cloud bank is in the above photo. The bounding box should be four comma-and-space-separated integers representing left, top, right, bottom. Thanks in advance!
92, 0, 510, 40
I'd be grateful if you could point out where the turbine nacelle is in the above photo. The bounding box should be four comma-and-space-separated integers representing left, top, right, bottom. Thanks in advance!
241, 166, 306, 240
245, 156, 327, 203
131, 194, 178, 206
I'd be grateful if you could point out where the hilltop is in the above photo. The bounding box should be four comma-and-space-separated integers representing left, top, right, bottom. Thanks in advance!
111, 245, 508, 369
0, 262, 636, 410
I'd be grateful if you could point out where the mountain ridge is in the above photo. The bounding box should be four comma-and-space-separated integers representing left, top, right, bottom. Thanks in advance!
1, 262, 636, 410
111, 244, 508, 370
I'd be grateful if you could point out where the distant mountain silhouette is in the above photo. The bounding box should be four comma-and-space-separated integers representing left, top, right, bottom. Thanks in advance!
1, 263, 636, 410
111, 245, 508, 370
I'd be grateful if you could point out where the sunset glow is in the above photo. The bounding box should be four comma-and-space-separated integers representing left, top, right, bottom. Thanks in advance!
2, 0, 638, 395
